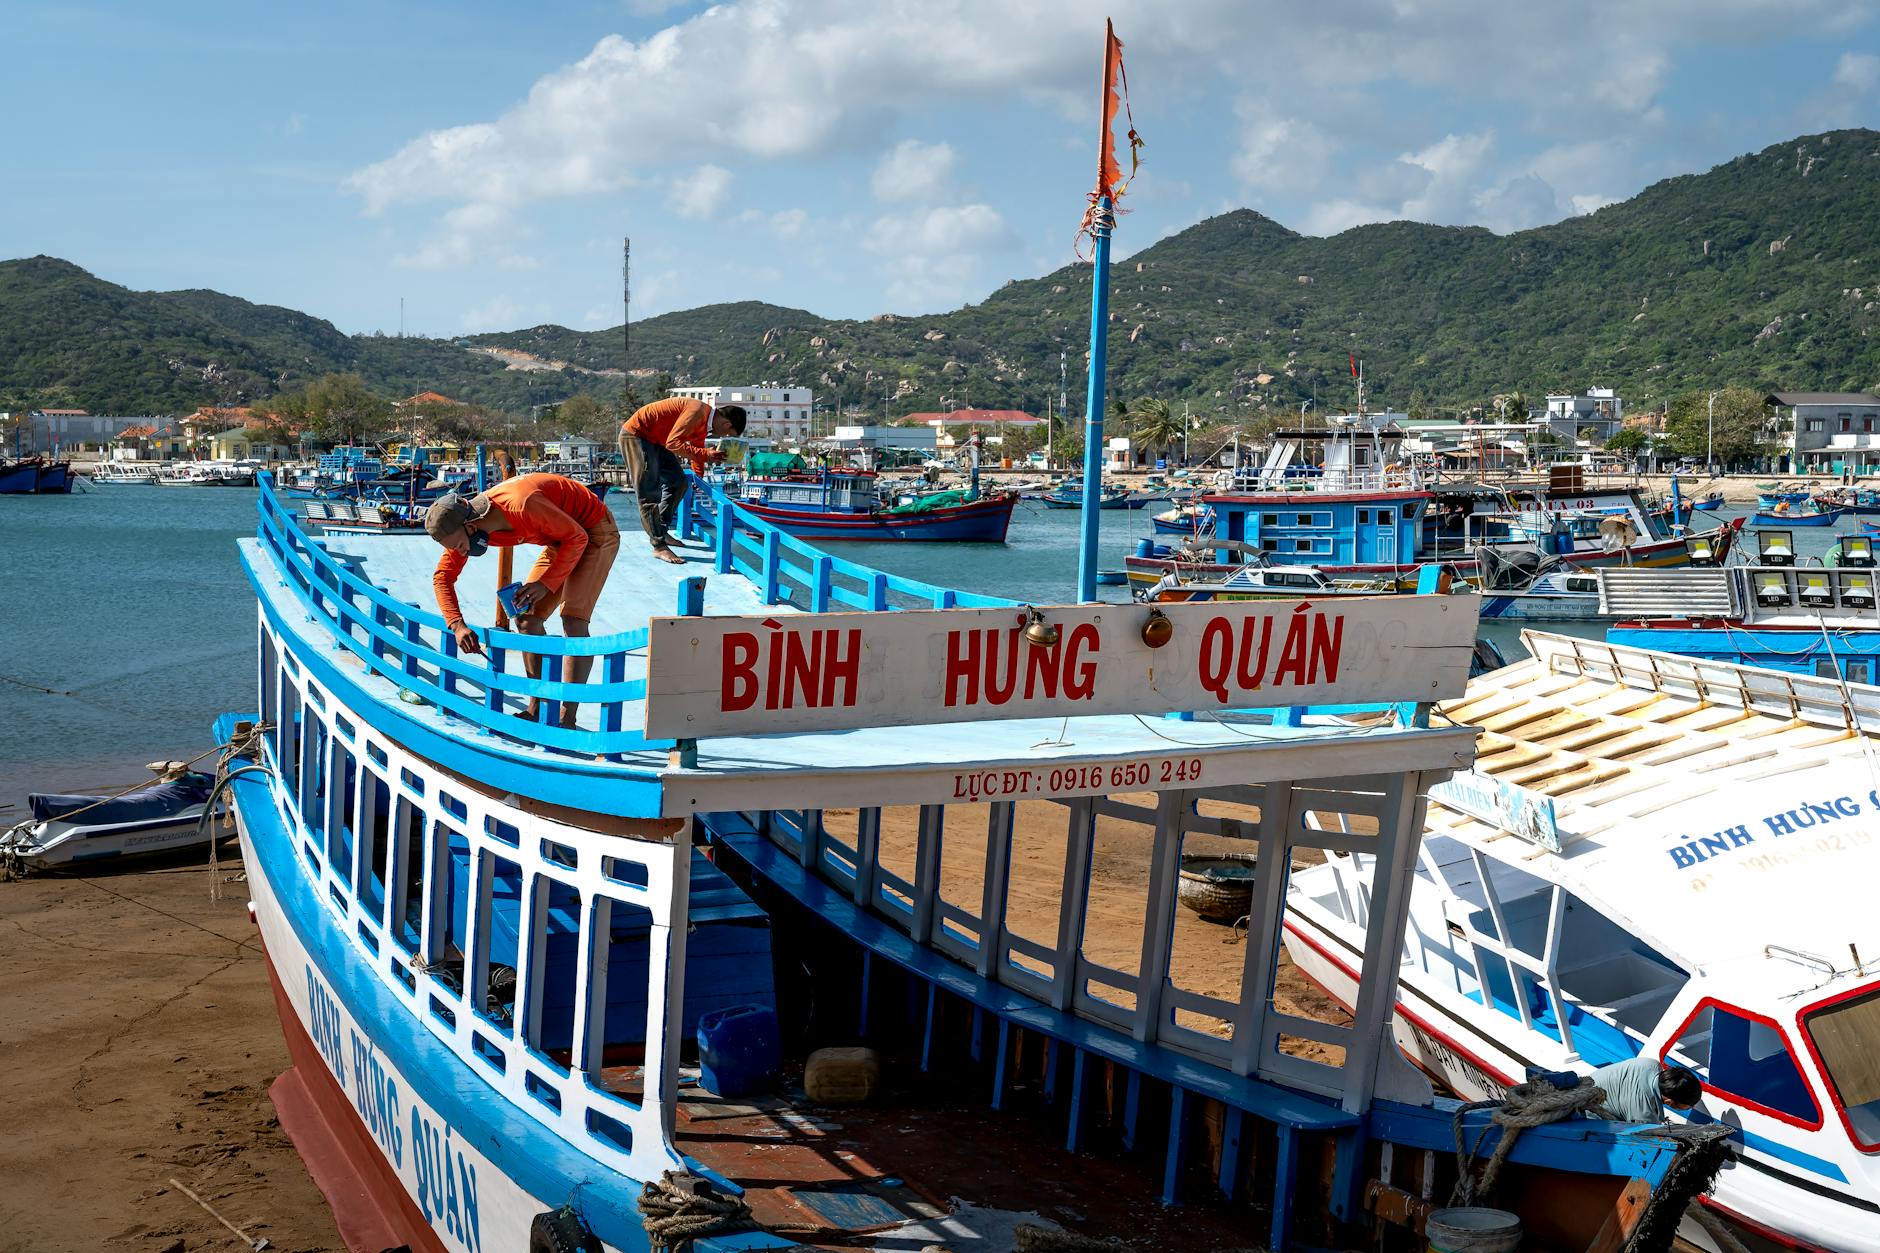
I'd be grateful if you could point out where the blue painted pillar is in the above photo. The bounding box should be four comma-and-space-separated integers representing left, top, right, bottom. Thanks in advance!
475, 444, 487, 492
1076, 195, 1115, 603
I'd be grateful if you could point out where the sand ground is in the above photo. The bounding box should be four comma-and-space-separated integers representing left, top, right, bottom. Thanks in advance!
0, 848, 342, 1253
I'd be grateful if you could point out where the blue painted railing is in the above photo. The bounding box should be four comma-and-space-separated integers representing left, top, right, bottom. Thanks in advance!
255, 475, 663, 757
684, 483, 1018, 612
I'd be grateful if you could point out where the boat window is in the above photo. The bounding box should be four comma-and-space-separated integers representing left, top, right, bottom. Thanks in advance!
359, 771, 392, 921
1816, 659, 1841, 679
1566, 577, 1597, 592
1804, 986, 1880, 1149
1357, 509, 1370, 524
1848, 660, 1875, 686
474, 852, 523, 1034
1376, 508, 1392, 523
328, 742, 357, 876
1261, 514, 1278, 527
1295, 540, 1313, 553
524, 876, 584, 1072
1666, 1001, 1821, 1126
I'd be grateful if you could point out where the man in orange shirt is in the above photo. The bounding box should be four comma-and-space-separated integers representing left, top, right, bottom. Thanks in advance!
619, 397, 746, 563
424, 472, 620, 729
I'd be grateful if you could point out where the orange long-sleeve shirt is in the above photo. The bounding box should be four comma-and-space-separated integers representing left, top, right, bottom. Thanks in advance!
622, 397, 714, 472
432, 473, 609, 627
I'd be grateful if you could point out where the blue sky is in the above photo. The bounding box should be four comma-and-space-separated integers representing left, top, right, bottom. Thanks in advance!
5, 0, 1877, 336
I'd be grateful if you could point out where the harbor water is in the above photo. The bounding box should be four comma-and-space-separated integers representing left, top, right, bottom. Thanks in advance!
0, 484, 1793, 809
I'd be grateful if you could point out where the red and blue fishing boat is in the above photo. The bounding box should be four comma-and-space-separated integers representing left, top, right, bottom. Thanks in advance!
723, 455, 1016, 542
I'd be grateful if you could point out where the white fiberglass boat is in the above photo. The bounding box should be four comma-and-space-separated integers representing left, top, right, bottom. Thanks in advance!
2, 768, 223, 871
1283, 631, 1880, 1252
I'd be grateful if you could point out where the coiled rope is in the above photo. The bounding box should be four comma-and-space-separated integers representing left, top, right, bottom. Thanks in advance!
1449, 1078, 1615, 1207
639, 1171, 752, 1251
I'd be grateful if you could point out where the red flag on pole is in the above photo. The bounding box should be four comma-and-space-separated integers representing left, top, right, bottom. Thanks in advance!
1350, 352, 1358, 378
1078, 19, 1143, 254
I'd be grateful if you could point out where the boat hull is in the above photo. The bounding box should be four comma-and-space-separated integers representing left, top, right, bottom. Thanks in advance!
226, 769, 643, 1253
1751, 509, 1843, 526
8, 807, 218, 868
734, 494, 1016, 541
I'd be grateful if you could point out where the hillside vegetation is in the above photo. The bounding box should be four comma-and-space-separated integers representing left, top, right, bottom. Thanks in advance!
3, 129, 1877, 418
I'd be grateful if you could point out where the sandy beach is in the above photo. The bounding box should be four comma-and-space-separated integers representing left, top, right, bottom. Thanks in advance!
0, 850, 342, 1253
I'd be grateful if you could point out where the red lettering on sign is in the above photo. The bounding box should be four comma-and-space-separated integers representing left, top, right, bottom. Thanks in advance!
1023, 636, 1060, 700
822, 628, 861, 707
782, 630, 820, 709
945, 629, 981, 706
1063, 623, 1099, 700
985, 629, 1020, 705
1310, 614, 1343, 683
1237, 615, 1272, 688
722, 633, 760, 712
1272, 612, 1311, 687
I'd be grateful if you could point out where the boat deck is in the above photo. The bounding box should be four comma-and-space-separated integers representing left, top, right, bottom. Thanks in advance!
247, 528, 1475, 819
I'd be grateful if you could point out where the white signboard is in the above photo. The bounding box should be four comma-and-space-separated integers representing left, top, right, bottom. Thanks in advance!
644, 595, 1478, 740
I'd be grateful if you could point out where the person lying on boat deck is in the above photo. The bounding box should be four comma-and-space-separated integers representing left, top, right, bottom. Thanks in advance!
1589, 1056, 1701, 1123
424, 473, 620, 730
618, 398, 746, 565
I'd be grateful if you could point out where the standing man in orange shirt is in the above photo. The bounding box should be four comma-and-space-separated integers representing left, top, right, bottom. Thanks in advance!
424, 472, 620, 729
619, 397, 746, 563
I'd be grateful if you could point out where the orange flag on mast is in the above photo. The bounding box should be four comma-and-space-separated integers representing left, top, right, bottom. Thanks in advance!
1080, 19, 1142, 252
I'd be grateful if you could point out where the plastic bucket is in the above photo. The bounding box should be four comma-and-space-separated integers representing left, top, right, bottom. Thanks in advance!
696, 1004, 780, 1098
1425, 1208, 1522, 1253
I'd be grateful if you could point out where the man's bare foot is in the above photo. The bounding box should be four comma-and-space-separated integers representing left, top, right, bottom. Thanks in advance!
652, 546, 684, 564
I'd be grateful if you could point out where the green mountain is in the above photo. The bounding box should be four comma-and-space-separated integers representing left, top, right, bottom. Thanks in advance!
5, 129, 1878, 419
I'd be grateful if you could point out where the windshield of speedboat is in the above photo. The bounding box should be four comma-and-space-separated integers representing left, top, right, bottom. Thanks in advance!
1804, 985, 1880, 1150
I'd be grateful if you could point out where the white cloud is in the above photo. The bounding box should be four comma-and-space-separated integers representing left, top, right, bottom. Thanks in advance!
669, 163, 734, 219
1835, 51, 1880, 93
871, 139, 959, 202
283, 112, 306, 137
863, 203, 1015, 308
462, 297, 523, 331
1231, 111, 1336, 195
394, 203, 538, 271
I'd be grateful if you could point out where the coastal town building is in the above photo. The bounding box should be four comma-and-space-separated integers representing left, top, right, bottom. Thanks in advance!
9, 409, 153, 454
1542, 388, 1623, 444
1768, 390, 1880, 474
542, 433, 602, 462
207, 427, 293, 461
668, 383, 813, 443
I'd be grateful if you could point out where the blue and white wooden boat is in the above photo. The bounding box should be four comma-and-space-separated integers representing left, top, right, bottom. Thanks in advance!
1601, 563, 1880, 682
1819, 488, 1880, 517
1125, 483, 1735, 593
1751, 505, 1844, 526
723, 464, 1016, 542
0, 457, 76, 494
1039, 479, 1143, 510
211, 472, 1708, 1252
1287, 630, 1880, 1252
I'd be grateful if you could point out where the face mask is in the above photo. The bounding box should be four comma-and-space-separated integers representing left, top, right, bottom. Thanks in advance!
465, 529, 490, 558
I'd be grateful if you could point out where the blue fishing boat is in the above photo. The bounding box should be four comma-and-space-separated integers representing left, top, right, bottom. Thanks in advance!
1151, 501, 1212, 534
1815, 487, 1880, 516
724, 458, 1016, 541
1038, 479, 1142, 509
1690, 491, 1725, 511
0, 457, 75, 494
213, 471, 1715, 1252
1750, 504, 1843, 526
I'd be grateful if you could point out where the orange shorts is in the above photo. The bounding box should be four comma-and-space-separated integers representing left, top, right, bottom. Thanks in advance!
531, 514, 619, 621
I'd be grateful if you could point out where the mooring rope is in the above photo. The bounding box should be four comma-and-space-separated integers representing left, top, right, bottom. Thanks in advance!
639, 1171, 752, 1252
1450, 1078, 1615, 1207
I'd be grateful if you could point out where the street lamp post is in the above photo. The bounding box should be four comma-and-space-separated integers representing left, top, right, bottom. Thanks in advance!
1707, 391, 1717, 476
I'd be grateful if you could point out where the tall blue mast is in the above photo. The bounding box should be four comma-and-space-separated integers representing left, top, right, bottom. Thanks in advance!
1076, 197, 1114, 603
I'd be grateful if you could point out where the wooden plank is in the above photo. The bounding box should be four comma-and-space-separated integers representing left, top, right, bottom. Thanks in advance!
1585, 1176, 1653, 1253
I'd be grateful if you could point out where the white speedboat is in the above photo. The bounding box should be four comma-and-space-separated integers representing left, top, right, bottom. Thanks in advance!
1283, 630, 1880, 1252
3, 768, 224, 871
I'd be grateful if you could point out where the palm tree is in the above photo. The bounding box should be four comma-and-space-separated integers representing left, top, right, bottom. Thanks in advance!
1131, 396, 1185, 464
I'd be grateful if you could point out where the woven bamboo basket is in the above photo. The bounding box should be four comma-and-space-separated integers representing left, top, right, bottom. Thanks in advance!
1176, 852, 1258, 924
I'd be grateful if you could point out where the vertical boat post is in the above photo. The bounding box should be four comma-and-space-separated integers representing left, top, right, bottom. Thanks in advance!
1076, 21, 1138, 601
1077, 194, 1113, 602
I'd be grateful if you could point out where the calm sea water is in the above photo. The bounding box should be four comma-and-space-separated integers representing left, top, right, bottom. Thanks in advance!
0, 486, 1819, 810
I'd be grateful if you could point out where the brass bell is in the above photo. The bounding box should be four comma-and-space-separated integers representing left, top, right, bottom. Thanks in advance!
1141, 607, 1173, 649
1022, 607, 1061, 649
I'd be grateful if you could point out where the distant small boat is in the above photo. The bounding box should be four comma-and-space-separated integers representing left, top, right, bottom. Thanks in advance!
1039, 480, 1147, 509
1751, 504, 1844, 526
1691, 492, 1725, 511
3, 769, 224, 871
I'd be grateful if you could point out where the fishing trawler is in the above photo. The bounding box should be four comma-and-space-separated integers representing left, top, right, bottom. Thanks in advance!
1283, 630, 1880, 1252
720, 451, 1017, 542
207, 468, 1734, 1251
